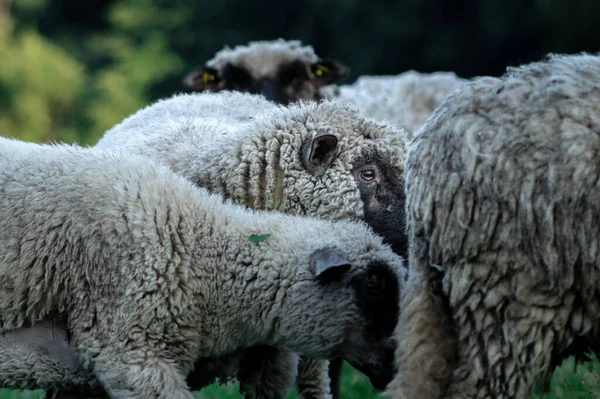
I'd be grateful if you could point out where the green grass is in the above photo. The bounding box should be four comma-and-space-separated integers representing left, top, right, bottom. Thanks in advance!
2, 356, 600, 399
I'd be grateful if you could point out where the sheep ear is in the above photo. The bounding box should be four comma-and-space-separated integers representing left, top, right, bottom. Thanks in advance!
312, 248, 352, 282
183, 66, 222, 91
311, 58, 350, 86
302, 131, 338, 174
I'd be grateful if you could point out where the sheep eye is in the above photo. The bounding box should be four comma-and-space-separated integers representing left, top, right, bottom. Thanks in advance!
312, 63, 330, 77
359, 169, 376, 182
202, 71, 217, 84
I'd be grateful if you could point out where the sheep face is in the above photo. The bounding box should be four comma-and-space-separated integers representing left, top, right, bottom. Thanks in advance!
276, 247, 403, 392
183, 40, 349, 104
352, 151, 407, 259
341, 261, 400, 389
292, 108, 407, 258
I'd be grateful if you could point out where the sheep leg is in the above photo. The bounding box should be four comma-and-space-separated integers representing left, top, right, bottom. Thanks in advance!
90, 347, 194, 399
296, 357, 332, 399
0, 319, 100, 394
388, 260, 458, 399
237, 345, 299, 399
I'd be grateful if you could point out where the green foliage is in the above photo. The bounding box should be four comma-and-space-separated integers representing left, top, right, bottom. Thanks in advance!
535, 354, 600, 399
2, 0, 183, 145
2, 358, 600, 398
2, 0, 599, 145
248, 233, 272, 243
83, 31, 183, 143
0, 29, 85, 142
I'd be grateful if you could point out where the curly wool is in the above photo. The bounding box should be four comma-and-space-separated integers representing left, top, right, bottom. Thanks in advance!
96, 91, 407, 221
328, 70, 466, 135
0, 141, 405, 398
390, 52, 600, 399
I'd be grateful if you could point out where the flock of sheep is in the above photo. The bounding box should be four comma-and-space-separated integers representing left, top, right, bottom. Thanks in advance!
0, 38, 598, 399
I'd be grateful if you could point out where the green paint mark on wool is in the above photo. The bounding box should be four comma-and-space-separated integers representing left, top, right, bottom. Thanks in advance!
248, 233, 272, 243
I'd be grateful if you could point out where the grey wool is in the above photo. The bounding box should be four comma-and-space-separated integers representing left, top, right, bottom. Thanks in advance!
390, 52, 600, 399
0, 140, 405, 399
96, 91, 408, 254
182, 39, 349, 105
95, 90, 408, 398
327, 70, 467, 136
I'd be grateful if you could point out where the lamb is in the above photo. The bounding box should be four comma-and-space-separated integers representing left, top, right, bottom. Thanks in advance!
0, 140, 405, 399
390, 52, 600, 399
183, 39, 349, 104
326, 70, 467, 136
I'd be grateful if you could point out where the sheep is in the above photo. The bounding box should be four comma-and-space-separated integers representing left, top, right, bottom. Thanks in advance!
183, 39, 350, 104
0, 139, 406, 399
95, 90, 408, 399
390, 52, 600, 399
325, 70, 467, 137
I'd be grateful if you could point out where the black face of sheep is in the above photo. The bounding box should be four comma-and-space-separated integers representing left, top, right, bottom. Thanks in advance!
337, 261, 400, 390
300, 132, 407, 260
184, 59, 349, 104
352, 157, 407, 259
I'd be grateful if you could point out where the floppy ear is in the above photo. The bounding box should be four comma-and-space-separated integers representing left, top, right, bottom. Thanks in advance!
302, 129, 339, 175
312, 248, 352, 282
183, 66, 222, 91
310, 58, 350, 86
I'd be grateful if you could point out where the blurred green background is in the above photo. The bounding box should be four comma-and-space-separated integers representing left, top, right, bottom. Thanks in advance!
2, 354, 600, 398
1, 0, 600, 397
1, 0, 599, 146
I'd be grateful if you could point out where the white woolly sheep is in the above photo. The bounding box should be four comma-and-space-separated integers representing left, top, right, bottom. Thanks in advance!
0, 140, 405, 399
390, 52, 600, 399
326, 70, 467, 136
183, 39, 349, 104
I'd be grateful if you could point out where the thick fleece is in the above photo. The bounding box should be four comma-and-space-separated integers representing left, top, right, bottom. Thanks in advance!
95, 91, 408, 398
183, 39, 349, 104
328, 71, 466, 136
390, 52, 600, 399
0, 142, 405, 399
96, 91, 408, 255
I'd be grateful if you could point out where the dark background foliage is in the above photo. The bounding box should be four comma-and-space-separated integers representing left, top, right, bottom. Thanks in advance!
2, 0, 599, 144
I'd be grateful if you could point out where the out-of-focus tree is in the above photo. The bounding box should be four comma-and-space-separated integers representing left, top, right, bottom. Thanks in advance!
0, 1, 85, 142
5, 0, 182, 144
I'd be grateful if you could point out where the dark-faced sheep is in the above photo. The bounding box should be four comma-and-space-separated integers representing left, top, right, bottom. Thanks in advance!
391, 52, 600, 399
183, 38, 349, 105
